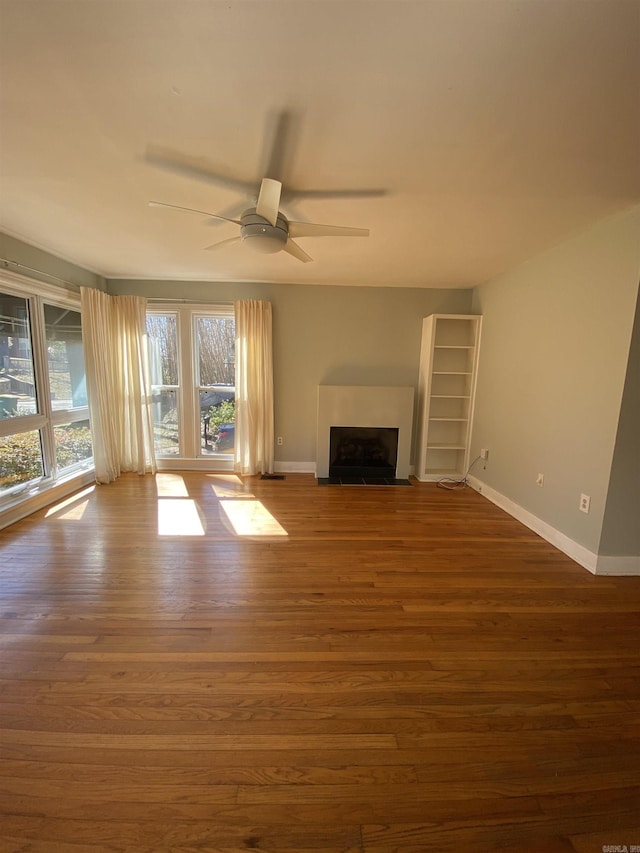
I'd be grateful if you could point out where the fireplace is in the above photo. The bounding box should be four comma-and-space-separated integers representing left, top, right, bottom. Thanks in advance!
316, 385, 414, 482
329, 426, 398, 479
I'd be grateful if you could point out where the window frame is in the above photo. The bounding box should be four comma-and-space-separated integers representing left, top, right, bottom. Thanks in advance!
0, 269, 93, 515
147, 302, 235, 471
146, 310, 182, 457
42, 301, 91, 478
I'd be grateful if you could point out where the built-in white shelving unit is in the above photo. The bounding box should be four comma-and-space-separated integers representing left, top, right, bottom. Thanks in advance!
414, 314, 482, 481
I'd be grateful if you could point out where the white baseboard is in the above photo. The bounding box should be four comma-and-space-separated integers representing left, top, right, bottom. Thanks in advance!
467, 476, 639, 576
0, 470, 95, 531
274, 461, 316, 474
594, 554, 640, 575
156, 458, 234, 472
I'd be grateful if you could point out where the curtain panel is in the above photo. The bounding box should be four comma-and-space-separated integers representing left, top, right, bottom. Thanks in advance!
80, 287, 156, 484
234, 300, 274, 476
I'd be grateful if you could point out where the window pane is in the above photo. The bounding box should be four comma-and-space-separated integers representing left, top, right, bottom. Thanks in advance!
53, 419, 93, 474
44, 304, 87, 410
147, 314, 179, 386
0, 292, 37, 418
146, 316, 180, 457
200, 391, 235, 455
0, 429, 44, 493
152, 388, 180, 456
197, 316, 235, 457
196, 316, 235, 386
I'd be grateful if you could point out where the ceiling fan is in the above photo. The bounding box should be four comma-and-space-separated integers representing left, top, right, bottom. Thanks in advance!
146, 109, 384, 263
149, 177, 369, 263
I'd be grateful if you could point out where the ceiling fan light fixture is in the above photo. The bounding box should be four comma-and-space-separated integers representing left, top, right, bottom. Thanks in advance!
240, 208, 288, 254
241, 226, 288, 254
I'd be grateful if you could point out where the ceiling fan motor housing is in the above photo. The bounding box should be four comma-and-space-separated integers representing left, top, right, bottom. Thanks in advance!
240, 208, 288, 253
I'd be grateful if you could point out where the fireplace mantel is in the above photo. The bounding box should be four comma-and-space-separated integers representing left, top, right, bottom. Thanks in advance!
316, 385, 414, 479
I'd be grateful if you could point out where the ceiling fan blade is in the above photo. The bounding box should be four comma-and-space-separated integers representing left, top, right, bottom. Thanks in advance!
145, 145, 256, 197
288, 222, 369, 238
203, 236, 242, 252
255, 178, 282, 227
149, 201, 241, 225
283, 239, 313, 263
260, 109, 299, 184
205, 201, 247, 226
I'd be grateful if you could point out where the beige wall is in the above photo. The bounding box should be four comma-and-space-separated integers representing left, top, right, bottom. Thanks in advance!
0, 232, 106, 291
471, 206, 640, 554
599, 286, 640, 556
106, 278, 473, 466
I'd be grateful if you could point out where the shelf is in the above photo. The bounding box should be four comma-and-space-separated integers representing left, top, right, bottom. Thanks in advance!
433, 317, 480, 348
431, 377, 473, 399
416, 314, 482, 483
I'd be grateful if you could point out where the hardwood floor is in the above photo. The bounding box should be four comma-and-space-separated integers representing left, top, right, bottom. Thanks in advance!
0, 471, 639, 852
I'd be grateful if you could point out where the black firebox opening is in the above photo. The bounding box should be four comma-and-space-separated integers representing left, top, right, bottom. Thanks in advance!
329, 426, 399, 480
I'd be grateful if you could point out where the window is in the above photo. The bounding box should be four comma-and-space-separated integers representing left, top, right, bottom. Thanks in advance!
195, 314, 235, 457
0, 276, 92, 508
147, 313, 180, 456
146, 305, 235, 466
43, 303, 92, 476
0, 292, 38, 418
44, 303, 87, 410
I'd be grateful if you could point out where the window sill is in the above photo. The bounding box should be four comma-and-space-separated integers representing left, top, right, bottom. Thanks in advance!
155, 456, 235, 472
0, 467, 95, 531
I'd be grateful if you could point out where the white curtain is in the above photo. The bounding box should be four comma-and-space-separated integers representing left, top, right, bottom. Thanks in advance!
81, 287, 156, 484
234, 300, 274, 475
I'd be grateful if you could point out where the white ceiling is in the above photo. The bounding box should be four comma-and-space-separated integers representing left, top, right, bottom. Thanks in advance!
1, 0, 639, 288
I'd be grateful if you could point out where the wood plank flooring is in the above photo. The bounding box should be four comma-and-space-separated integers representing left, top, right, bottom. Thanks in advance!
0, 471, 639, 852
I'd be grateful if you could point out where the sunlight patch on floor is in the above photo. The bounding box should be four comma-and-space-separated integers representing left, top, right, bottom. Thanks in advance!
157, 498, 205, 536
208, 474, 253, 499
44, 486, 95, 519
155, 473, 189, 497
219, 499, 288, 537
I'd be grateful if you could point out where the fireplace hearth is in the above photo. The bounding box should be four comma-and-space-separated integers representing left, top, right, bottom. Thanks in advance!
329, 426, 398, 479
316, 385, 415, 484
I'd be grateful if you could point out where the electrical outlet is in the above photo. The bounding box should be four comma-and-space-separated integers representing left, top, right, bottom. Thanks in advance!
480, 448, 489, 460
277, 436, 283, 446
536, 473, 544, 486
579, 493, 590, 513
